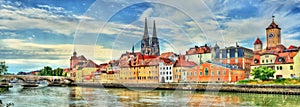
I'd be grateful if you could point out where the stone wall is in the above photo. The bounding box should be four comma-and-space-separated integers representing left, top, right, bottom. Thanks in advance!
76, 82, 300, 95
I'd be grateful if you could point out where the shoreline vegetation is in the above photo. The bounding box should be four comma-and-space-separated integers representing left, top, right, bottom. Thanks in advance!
238, 78, 300, 85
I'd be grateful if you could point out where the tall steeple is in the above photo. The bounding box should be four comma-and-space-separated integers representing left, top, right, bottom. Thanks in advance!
141, 17, 150, 55
152, 20, 157, 38
143, 17, 149, 46
151, 20, 160, 56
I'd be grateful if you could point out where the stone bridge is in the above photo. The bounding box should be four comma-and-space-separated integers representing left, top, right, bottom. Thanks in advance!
0, 75, 75, 85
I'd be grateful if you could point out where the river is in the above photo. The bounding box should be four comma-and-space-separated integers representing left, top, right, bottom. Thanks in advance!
0, 86, 300, 107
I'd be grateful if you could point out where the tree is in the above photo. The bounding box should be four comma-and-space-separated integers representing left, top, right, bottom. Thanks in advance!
40, 66, 52, 76
251, 66, 276, 81
0, 61, 8, 75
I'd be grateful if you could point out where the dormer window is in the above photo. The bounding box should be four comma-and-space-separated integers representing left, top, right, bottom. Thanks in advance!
278, 57, 284, 62
254, 59, 259, 64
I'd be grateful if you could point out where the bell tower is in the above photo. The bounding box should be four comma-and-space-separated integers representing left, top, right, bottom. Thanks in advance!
266, 16, 281, 49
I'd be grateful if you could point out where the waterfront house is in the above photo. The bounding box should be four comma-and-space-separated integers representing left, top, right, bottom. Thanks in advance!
159, 52, 177, 83
173, 55, 197, 82
187, 62, 244, 83
250, 16, 300, 79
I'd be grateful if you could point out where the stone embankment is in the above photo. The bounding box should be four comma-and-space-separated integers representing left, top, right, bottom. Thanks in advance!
77, 82, 300, 95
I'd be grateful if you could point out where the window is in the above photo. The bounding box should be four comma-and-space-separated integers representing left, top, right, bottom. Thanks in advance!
270, 60, 272, 63
194, 71, 197, 76
169, 67, 171, 69
200, 72, 202, 76
169, 72, 172, 75
170, 77, 172, 80
166, 76, 168, 80
218, 71, 220, 75
290, 66, 293, 70
212, 71, 214, 76
277, 66, 279, 70
205, 68, 209, 76
223, 70, 226, 75
262, 60, 264, 63
166, 67, 168, 70
190, 72, 192, 76
280, 66, 282, 70
266, 60, 268, 63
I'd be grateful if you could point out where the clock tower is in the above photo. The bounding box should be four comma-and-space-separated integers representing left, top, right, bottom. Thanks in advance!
266, 16, 281, 49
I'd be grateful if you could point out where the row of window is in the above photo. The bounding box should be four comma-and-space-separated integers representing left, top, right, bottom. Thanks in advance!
160, 71, 172, 75
189, 69, 226, 76
164, 76, 172, 81
120, 71, 158, 75
121, 66, 158, 70
160, 66, 172, 70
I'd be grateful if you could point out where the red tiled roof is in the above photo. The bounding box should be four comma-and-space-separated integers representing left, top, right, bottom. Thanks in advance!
254, 38, 262, 45
174, 59, 197, 67
266, 21, 281, 29
275, 51, 298, 64
186, 45, 211, 55
160, 52, 175, 59
251, 54, 261, 65
85, 60, 99, 67
78, 55, 87, 61
288, 45, 298, 50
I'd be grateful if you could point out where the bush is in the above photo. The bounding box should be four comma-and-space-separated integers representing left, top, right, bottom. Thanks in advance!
237, 80, 257, 84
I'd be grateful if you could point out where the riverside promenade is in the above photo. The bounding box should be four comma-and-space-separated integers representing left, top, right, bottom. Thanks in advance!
77, 82, 300, 95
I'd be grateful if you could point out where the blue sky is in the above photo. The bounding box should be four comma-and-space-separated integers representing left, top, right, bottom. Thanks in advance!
0, 0, 300, 73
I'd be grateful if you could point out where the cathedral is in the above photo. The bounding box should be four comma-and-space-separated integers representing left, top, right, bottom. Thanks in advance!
141, 18, 160, 56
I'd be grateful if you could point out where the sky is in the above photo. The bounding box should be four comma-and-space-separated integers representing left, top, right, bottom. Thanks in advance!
0, 0, 300, 73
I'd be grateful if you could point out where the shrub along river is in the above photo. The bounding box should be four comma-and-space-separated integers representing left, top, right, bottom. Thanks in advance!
0, 86, 300, 106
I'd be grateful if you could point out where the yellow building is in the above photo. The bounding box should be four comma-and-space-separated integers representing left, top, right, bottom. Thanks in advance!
294, 51, 300, 77
172, 55, 197, 82
251, 52, 298, 79
74, 60, 99, 82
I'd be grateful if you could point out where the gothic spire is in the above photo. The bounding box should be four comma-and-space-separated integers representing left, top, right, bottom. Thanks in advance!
143, 17, 149, 41
152, 20, 157, 38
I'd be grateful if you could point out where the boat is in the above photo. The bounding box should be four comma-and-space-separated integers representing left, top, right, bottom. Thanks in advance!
37, 80, 49, 88
22, 80, 38, 88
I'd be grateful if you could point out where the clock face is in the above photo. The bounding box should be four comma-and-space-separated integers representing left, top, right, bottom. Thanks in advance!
268, 33, 274, 38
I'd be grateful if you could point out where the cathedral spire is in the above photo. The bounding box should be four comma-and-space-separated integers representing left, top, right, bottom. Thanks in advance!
143, 17, 149, 42
153, 20, 157, 38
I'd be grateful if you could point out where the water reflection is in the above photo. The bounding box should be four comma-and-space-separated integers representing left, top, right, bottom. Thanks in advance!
1, 86, 300, 107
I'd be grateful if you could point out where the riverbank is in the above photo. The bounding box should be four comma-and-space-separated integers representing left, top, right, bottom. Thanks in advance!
76, 82, 300, 95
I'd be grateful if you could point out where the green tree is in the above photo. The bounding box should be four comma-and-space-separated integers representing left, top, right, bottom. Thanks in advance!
251, 66, 276, 81
40, 66, 52, 76
0, 61, 8, 75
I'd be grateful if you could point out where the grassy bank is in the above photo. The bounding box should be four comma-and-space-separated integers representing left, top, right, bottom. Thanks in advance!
237, 78, 300, 85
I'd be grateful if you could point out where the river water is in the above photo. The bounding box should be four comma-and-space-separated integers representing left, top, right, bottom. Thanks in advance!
0, 86, 300, 107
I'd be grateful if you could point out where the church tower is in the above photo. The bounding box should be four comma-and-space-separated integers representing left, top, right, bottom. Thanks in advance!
266, 16, 281, 49
254, 37, 263, 52
151, 20, 160, 56
141, 18, 150, 55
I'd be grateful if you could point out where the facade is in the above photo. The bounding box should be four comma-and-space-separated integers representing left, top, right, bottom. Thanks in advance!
215, 45, 254, 78
250, 16, 300, 79
186, 44, 212, 64
187, 62, 244, 83
141, 18, 160, 56
173, 55, 197, 82
159, 52, 177, 83
294, 51, 300, 76
118, 52, 159, 83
